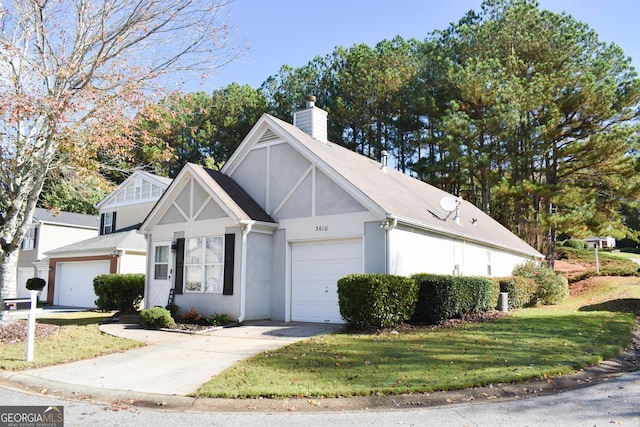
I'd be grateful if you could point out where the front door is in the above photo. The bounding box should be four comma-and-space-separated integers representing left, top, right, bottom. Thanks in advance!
149, 241, 173, 308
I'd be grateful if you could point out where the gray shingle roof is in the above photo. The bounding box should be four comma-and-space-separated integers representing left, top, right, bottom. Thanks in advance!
33, 207, 99, 229
45, 230, 146, 256
204, 169, 275, 224
265, 114, 542, 258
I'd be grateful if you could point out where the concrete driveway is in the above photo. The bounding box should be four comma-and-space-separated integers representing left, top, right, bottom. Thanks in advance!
1, 320, 341, 396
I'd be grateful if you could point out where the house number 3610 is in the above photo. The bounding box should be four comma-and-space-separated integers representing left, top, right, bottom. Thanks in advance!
315, 225, 328, 232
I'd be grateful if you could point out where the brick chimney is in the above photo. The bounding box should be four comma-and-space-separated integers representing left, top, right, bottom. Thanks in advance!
293, 95, 328, 143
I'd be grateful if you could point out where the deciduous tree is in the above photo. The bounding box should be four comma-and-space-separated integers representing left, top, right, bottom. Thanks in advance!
0, 0, 242, 301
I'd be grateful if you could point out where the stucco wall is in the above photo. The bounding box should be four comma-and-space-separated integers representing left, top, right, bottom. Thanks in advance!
244, 231, 273, 320
270, 230, 287, 321
364, 221, 386, 274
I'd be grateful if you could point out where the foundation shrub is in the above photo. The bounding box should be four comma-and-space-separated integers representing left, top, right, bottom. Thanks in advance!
498, 276, 538, 309
337, 274, 418, 331
93, 273, 144, 314
410, 274, 495, 324
140, 307, 176, 329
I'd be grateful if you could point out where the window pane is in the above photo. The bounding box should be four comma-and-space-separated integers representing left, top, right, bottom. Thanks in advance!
154, 264, 168, 280
205, 265, 223, 293
185, 266, 202, 292
185, 238, 202, 264
205, 237, 223, 264
155, 246, 169, 263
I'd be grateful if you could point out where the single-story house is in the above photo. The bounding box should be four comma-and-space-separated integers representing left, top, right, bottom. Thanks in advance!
583, 236, 616, 249
139, 97, 543, 323
43, 170, 171, 308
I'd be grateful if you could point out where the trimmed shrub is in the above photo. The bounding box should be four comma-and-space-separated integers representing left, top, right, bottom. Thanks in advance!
562, 239, 590, 250
337, 274, 418, 331
140, 307, 175, 329
411, 274, 495, 324
25, 277, 46, 291
94, 273, 145, 314
498, 276, 538, 309
512, 261, 569, 305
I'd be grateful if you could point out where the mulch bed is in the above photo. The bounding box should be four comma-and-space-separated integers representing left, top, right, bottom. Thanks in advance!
0, 320, 61, 344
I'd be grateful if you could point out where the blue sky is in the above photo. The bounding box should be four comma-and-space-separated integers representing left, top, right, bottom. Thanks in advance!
193, 0, 640, 92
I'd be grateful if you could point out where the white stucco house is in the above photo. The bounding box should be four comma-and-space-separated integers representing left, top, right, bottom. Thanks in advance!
44, 171, 171, 307
139, 97, 542, 324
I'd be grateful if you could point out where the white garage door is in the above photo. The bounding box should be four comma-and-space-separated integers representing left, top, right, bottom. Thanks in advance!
291, 239, 363, 323
56, 261, 111, 307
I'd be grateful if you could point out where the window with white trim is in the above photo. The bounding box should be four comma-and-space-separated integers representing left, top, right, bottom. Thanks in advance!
154, 246, 170, 280
184, 236, 224, 293
21, 227, 35, 250
103, 212, 114, 234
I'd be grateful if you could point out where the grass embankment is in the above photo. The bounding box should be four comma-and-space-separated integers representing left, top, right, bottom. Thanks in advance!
197, 277, 640, 398
0, 311, 143, 370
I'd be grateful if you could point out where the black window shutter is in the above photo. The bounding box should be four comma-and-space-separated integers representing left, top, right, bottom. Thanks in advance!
223, 233, 235, 295
174, 238, 185, 294
111, 212, 117, 233
99, 214, 105, 235
33, 227, 38, 249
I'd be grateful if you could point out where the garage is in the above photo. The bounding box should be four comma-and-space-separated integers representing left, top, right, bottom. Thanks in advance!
56, 260, 111, 307
291, 238, 363, 323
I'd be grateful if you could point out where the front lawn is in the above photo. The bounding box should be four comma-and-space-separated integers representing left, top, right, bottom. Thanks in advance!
0, 311, 143, 370
196, 277, 640, 398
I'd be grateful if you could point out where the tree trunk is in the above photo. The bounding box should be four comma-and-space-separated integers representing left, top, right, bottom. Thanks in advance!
0, 250, 19, 304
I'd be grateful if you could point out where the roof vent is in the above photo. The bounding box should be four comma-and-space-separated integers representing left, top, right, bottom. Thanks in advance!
381, 150, 388, 173
293, 95, 328, 143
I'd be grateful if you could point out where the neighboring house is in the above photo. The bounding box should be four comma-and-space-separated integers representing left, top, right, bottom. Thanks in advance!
584, 236, 616, 249
16, 208, 99, 301
43, 171, 171, 308
139, 97, 543, 324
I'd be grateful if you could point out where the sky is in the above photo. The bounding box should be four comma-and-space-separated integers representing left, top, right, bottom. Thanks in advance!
187, 0, 640, 93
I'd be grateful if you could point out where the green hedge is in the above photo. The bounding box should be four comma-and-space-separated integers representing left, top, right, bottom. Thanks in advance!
94, 273, 145, 314
498, 276, 537, 309
337, 274, 418, 331
140, 307, 175, 329
561, 239, 590, 250
512, 261, 568, 305
410, 274, 495, 324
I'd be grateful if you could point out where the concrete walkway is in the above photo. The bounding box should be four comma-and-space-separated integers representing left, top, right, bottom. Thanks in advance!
0, 320, 341, 396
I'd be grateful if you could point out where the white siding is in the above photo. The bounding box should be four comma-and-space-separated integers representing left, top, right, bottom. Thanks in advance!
119, 253, 147, 274
38, 224, 98, 259
390, 227, 531, 277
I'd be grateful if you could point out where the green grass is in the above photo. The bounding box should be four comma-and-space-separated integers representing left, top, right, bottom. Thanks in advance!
196, 279, 640, 398
607, 251, 640, 260
0, 311, 143, 370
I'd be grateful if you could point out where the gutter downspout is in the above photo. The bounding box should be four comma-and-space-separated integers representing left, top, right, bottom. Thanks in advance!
237, 222, 252, 323
382, 218, 397, 274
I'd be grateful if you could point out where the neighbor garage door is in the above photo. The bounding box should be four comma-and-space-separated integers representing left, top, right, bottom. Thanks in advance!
291, 238, 363, 323
56, 261, 110, 307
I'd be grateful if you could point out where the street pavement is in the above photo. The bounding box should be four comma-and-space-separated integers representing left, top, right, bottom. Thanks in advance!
0, 314, 639, 426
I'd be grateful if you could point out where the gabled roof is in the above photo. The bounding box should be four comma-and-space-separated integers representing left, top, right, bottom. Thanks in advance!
139, 163, 274, 232
96, 170, 172, 210
203, 169, 275, 224
32, 207, 99, 229
226, 114, 541, 259
45, 230, 146, 256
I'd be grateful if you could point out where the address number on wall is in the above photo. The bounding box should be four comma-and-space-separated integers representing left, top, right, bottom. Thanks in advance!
315, 225, 329, 232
